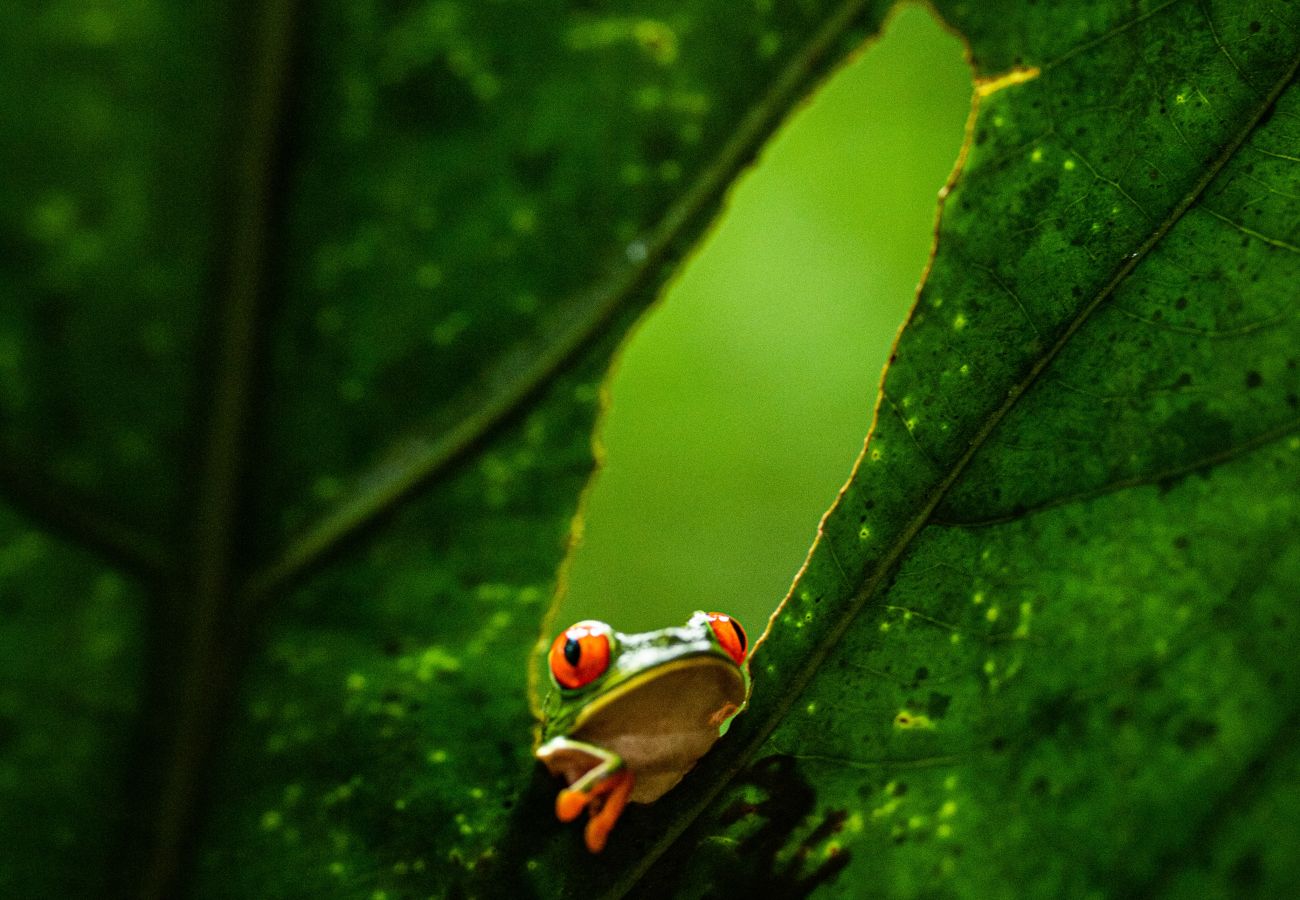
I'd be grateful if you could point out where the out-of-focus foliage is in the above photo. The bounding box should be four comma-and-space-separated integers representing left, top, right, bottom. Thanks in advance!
1, 0, 1297, 898
0, 0, 892, 896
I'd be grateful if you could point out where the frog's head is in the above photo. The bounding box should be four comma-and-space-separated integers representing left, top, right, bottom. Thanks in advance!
540, 611, 750, 739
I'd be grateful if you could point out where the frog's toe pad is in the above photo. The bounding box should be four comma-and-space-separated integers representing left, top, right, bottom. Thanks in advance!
556, 788, 587, 822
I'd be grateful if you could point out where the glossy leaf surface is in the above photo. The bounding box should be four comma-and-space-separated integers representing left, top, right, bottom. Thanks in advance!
610, 1, 1300, 897
0, 0, 889, 896
2, 0, 1298, 898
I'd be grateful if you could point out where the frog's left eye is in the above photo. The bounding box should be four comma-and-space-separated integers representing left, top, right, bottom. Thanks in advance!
705, 612, 747, 665
549, 621, 612, 689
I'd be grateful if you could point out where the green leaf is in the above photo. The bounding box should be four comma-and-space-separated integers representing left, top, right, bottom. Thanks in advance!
4, 1, 1298, 899
595, 2, 1300, 897
0, 0, 893, 897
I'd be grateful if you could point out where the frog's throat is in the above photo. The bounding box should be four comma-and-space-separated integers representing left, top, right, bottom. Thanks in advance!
571, 655, 746, 732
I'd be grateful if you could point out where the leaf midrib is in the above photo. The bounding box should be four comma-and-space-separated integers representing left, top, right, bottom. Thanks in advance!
120, 2, 303, 897
600, 39, 1300, 900
934, 414, 1300, 528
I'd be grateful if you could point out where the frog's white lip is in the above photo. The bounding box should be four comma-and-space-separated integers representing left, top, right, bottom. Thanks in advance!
572, 654, 747, 731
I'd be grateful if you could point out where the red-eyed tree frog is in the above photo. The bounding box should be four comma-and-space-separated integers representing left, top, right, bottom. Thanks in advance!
535, 611, 750, 852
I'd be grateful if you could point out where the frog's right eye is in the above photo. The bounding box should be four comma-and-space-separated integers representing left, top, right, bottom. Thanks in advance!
704, 612, 747, 665
549, 621, 611, 689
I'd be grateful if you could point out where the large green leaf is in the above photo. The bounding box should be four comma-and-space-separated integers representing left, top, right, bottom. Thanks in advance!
3, 1, 1298, 899
0, 0, 892, 897
595, 1, 1300, 897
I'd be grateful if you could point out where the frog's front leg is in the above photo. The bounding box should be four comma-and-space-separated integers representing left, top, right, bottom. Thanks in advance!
536, 736, 636, 853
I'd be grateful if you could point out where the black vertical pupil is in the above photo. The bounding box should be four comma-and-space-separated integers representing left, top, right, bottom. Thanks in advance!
564, 637, 582, 667
730, 619, 747, 651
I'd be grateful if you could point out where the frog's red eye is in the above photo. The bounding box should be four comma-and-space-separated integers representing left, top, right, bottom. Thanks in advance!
549, 621, 611, 689
705, 612, 747, 665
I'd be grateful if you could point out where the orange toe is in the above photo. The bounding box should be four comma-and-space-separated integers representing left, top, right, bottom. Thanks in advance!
556, 788, 587, 822
582, 769, 635, 854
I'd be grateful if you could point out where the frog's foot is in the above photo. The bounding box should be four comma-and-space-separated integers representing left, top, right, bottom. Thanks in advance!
557, 767, 635, 853
538, 736, 638, 852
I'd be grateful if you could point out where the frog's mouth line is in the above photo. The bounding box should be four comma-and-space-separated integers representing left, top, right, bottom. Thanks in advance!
572, 655, 748, 732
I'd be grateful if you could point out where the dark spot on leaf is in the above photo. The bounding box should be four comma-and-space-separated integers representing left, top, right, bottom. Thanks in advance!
1248, 20, 1262, 33
1175, 718, 1218, 749
1173, 373, 1192, 388
891, 782, 907, 796
1174, 296, 1188, 310
926, 691, 952, 720
1133, 662, 1160, 690
990, 736, 1007, 753
1173, 535, 1190, 550
1245, 371, 1263, 388
641, 127, 681, 165
1231, 851, 1263, 887
1029, 693, 1085, 737
913, 666, 929, 682
381, 57, 483, 131
1029, 775, 1049, 795
511, 148, 561, 190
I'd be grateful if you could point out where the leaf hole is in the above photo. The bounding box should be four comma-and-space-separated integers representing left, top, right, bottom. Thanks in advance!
550, 7, 971, 631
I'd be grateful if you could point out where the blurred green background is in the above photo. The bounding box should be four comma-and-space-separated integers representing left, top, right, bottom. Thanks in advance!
558, 6, 972, 633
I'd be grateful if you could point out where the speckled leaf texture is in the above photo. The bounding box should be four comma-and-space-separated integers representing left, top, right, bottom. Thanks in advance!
607, 1, 1300, 899
2, 1, 1298, 899
0, 0, 891, 898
